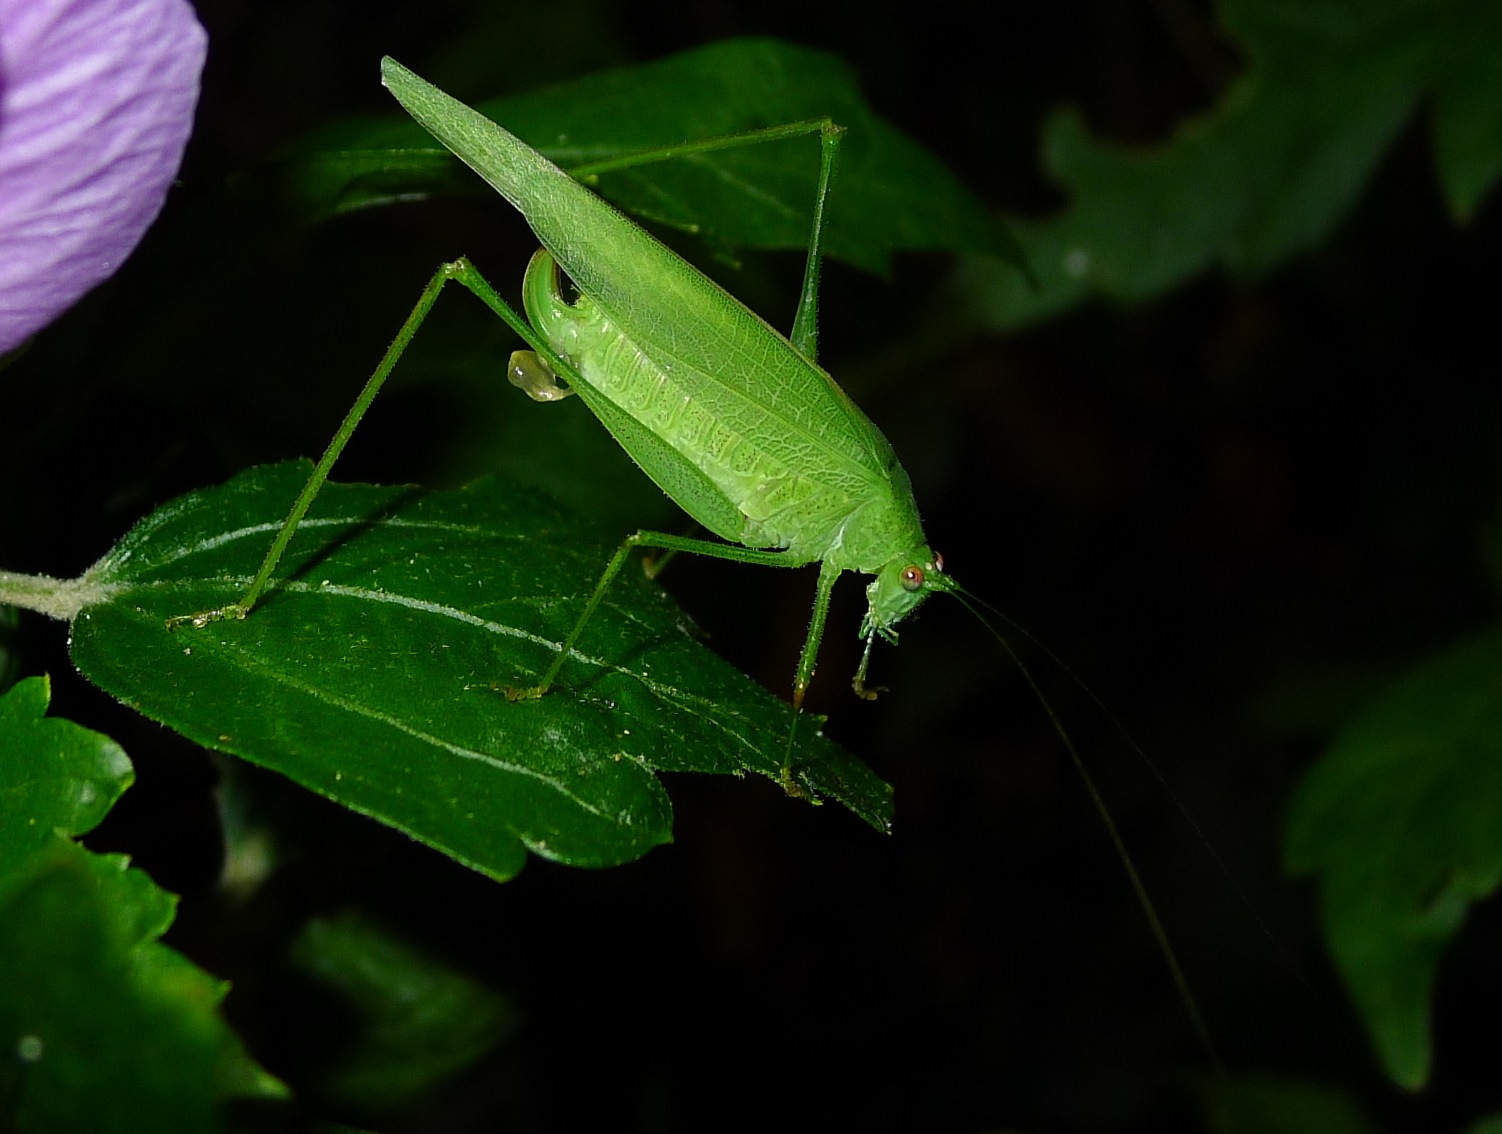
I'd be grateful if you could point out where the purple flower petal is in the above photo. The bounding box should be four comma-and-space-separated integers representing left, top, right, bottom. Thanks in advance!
0, 0, 207, 352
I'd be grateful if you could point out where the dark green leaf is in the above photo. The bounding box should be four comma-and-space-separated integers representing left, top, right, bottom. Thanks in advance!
0, 680, 283, 1127
283, 116, 475, 218
1431, 2, 1502, 222
69, 463, 893, 881
1284, 627, 1502, 1089
288, 911, 514, 1113
967, 0, 1500, 330
0, 844, 286, 1132
0, 676, 132, 876
286, 37, 1020, 275
0, 604, 19, 691
1199, 1072, 1378, 1134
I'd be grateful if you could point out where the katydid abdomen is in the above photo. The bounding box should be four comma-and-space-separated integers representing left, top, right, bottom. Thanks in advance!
517, 248, 927, 581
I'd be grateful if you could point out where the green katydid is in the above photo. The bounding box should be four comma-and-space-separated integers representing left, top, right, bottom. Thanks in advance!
176, 56, 955, 783
388, 57, 960, 747
166, 55, 1217, 1060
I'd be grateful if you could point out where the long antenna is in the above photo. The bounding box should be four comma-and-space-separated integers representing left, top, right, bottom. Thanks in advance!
949, 587, 1226, 1080
963, 588, 1358, 1062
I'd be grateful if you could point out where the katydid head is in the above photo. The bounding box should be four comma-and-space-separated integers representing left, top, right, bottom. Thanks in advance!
861, 550, 954, 643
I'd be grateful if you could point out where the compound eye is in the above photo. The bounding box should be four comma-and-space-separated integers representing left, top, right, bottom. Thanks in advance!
900, 565, 925, 591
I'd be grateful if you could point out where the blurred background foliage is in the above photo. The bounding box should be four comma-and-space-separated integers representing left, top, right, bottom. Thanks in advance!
3, 0, 1502, 1130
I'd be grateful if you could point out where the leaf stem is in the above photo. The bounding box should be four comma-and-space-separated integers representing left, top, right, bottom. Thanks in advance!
0, 570, 111, 621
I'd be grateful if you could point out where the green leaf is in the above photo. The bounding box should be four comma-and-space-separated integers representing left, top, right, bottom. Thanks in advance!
1431, 1, 1502, 222
0, 604, 19, 692
287, 911, 514, 1114
0, 843, 286, 1133
1284, 626, 1502, 1090
68, 462, 892, 881
968, 0, 1501, 330
1199, 1072, 1378, 1134
286, 37, 1020, 275
0, 675, 132, 875
0, 679, 283, 1129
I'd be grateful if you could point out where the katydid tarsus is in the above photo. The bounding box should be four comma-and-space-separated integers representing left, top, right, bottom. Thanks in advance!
171, 56, 1218, 1064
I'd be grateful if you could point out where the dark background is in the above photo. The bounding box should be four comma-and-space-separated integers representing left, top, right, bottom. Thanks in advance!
3, 1, 1499, 1130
